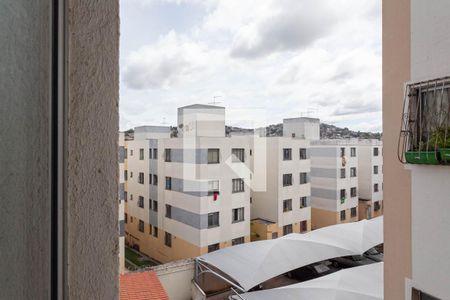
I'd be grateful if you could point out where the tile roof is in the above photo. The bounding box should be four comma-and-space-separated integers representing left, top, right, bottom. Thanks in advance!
120, 271, 169, 300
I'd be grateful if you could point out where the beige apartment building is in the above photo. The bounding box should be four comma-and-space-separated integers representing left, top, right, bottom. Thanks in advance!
124, 105, 251, 263
357, 140, 384, 220
384, 0, 450, 299
309, 140, 360, 229
118, 132, 126, 273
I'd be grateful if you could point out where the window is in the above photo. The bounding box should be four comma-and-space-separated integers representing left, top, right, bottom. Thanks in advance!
149, 225, 152, 235
208, 212, 219, 228
340, 210, 346, 221
350, 167, 357, 177
232, 148, 245, 162
283, 224, 293, 235
153, 174, 157, 185
138, 172, 144, 184
130, 171, 133, 178
124, 170, 128, 180
283, 199, 292, 212
232, 178, 245, 193
139, 148, 144, 160
283, 174, 292, 186
271, 232, 278, 239
283, 148, 292, 160
232, 237, 245, 246
340, 168, 346, 178
351, 207, 357, 218
299, 148, 307, 160
300, 220, 308, 233
130, 216, 133, 223
373, 147, 379, 156
373, 165, 379, 174
164, 232, 172, 247
124, 148, 128, 159
149, 173, 152, 184
374, 201, 381, 211
149, 148, 152, 159
153, 226, 158, 238
249, 149, 252, 156
232, 207, 245, 223
152, 200, 158, 212
124, 191, 128, 202
411, 287, 440, 300
124, 213, 128, 224
165, 176, 172, 190
148, 199, 152, 210
208, 180, 219, 195
340, 189, 346, 203
374, 183, 379, 192
208, 149, 220, 164
138, 220, 144, 232
299, 172, 308, 184
138, 196, 144, 208
130, 149, 133, 156
130, 194, 133, 201
300, 196, 308, 208
350, 147, 356, 157
208, 243, 220, 253
351, 187, 357, 197
165, 204, 172, 218
340, 147, 345, 157
165, 148, 171, 162
153, 148, 157, 159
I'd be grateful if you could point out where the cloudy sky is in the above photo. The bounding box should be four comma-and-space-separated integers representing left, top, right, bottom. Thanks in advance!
120, 0, 381, 132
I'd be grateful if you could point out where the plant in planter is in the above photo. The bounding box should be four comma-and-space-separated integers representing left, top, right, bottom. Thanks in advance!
429, 127, 450, 163
405, 140, 440, 165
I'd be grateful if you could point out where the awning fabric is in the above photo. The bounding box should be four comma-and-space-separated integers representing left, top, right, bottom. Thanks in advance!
198, 216, 383, 291
232, 262, 384, 300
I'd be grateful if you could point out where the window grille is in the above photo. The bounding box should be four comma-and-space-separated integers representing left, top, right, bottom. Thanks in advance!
399, 76, 450, 165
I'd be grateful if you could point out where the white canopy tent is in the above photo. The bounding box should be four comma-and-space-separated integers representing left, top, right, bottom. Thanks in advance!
232, 262, 384, 300
197, 216, 383, 291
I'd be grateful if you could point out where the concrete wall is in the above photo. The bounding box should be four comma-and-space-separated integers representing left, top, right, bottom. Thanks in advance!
408, 1, 450, 298
66, 0, 119, 298
0, 1, 52, 298
382, 0, 412, 299
152, 259, 195, 300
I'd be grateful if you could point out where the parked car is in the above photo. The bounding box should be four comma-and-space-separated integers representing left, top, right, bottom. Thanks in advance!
364, 247, 384, 262
289, 260, 339, 282
330, 255, 376, 268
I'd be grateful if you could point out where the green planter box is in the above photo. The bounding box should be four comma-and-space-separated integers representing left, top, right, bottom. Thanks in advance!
405, 151, 439, 165
439, 148, 450, 163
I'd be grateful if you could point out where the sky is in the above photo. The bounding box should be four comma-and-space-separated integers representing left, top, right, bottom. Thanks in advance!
120, 0, 382, 132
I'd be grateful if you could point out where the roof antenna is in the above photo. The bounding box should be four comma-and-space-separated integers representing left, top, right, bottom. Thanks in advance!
209, 95, 222, 105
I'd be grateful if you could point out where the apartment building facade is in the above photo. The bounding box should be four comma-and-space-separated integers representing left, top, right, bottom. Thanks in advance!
357, 140, 384, 220
250, 136, 312, 241
309, 140, 360, 229
124, 105, 251, 263
119, 132, 126, 272
384, 0, 450, 299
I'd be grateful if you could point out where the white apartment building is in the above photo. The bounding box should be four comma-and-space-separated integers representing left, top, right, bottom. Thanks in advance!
310, 140, 360, 229
250, 137, 312, 240
357, 140, 383, 220
124, 105, 251, 263
118, 132, 126, 273
250, 118, 313, 240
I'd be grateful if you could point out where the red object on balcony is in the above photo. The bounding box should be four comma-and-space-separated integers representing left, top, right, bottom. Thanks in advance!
213, 191, 219, 201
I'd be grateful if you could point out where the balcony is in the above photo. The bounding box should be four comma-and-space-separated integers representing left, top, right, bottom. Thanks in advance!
399, 76, 450, 165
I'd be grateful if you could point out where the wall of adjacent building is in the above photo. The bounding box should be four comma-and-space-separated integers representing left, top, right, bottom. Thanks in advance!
382, 0, 412, 299
408, 1, 450, 298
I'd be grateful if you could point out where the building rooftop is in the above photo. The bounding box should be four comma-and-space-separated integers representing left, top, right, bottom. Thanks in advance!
120, 271, 169, 300
178, 104, 225, 110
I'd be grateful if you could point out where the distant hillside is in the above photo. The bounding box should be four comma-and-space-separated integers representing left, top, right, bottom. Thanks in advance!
125, 123, 382, 140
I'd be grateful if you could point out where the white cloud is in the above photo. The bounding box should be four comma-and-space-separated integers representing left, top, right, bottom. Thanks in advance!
123, 31, 209, 89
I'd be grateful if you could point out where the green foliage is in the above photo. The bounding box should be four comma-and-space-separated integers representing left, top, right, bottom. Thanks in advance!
429, 127, 450, 149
